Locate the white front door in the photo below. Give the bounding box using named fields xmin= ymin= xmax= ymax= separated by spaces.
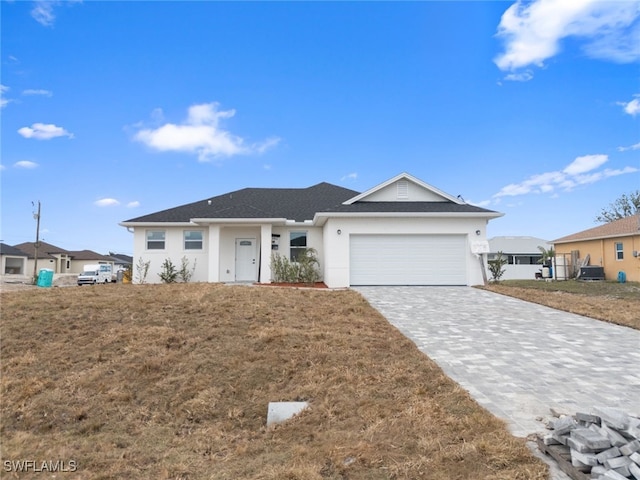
xmin=235 ymin=238 xmax=257 ymax=281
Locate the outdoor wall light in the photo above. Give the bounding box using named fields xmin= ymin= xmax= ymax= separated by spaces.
xmin=475 ymin=230 xmax=481 ymax=236
xmin=337 ymin=229 xmax=342 ymax=235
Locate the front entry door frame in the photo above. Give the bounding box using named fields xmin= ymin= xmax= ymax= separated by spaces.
xmin=235 ymin=238 xmax=258 ymax=282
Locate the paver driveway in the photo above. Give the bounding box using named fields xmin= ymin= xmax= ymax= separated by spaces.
xmin=356 ymin=286 xmax=640 ymax=438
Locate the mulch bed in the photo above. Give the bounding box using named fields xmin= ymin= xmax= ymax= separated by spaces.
xmin=255 ymin=282 xmax=329 ymax=288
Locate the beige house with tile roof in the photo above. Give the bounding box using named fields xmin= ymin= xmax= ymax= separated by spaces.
xmin=13 ymin=241 xmax=74 ymax=275
xmin=13 ymin=241 xmax=115 ymax=275
xmin=553 ymin=214 xmax=640 ymax=283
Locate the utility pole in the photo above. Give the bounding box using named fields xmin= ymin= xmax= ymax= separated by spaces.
xmin=32 ymin=201 xmax=41 ymax=284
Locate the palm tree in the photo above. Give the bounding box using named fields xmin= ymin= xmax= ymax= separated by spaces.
xmin=537 ymin=246 xmax=555 ymax=265
xmin=537 ymin=246 xmax=555 ymax=278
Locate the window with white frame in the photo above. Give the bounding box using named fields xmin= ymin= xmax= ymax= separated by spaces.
xmin=184 ymin=230 xmax=203 ymax=250
xmin=615 ymin=242 xmax=623 ymax=260
xmin=290 ymin=231 xmax=307 ymax=262
xmin=146 ymin=230 xmax=166 ymax=250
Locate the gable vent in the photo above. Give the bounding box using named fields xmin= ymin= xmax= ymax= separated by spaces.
xmin=397 ymin=181 xmax=409 ymax=199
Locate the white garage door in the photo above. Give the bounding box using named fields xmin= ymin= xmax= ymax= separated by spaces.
xmin=350 ymin=234 xmax=467 ymax=285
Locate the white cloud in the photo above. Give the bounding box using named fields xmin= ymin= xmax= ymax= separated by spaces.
xmin=95 ymin=198 xmax=120 ymax=207
xmin=23 ymin=89 xmax=52 ymax=97
xmin=495 ymin=171 xmax=566 ymax=197
xmin=14 ymin=160 xmax=38 ymax=169
xmin=18 ymin=123 xmax=74 ymax=140
xmin=31 ymin=1 xmax=56 ymax=26
xmin=493 ymin=154 xmax=638 ymax=198
xmin=495 ymin=0 xmax=640 ymax=75
xmin=617 ymin=141 xmax=640 ymax=152
xmin=562 ymin=154 xmax=608 ymax=175
xmin=574 ymin=166 xmax=638 ymax=186
xmin=30 ymin=1 xmax=82 ymax=27
xmin=470 ymin=199 xmax=492 ymax=207
xmin=341 ymin=172 xmax=358 ymax=181
xmin=133 ymin=102 xmax=280 ymax=161
xmin=503 ymin=71 xmax=533 ymax=82
xmin=254 ymin=137 xmax=281 ymax=154
xmin=1 ymin=84 xmax=12 ymax=109
xmin=126 ymin=201 xmax=140 ymax=208
xmin=618 ymin=95 xmax=640 ymax=116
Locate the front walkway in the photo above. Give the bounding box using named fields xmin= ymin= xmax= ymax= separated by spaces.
xmin=355 ymin=286 xmax=640 ymax=438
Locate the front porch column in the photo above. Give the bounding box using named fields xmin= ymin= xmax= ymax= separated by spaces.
xmin=208 ymin=225 xmax=221 ymax=283
xmin=260 ymin=224 xmax=272 ymax=284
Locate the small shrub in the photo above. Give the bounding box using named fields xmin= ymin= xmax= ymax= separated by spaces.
xmin=295 ymin=248 xmax=321 ymax=284
xmin=271 ymin=248 xmax=320 ymax=284
xmin=178 ymin=256 xmax=197 ymax=283
xmin=487 ymin=252 xmax=507 ymax=283
xmin=135 ymin=258 xmax=150 ymax=284
xmin=158 ymin=258 xmax=178 ymax=283
xmin=271 ymin=252 xmax=295 ymax=282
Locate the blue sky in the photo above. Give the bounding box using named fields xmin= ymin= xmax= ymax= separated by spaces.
xmin=1 ymin=0 xmax=639 ymax=256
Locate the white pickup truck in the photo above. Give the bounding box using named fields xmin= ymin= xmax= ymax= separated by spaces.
xmin=77 ymin=264 xmax=113 ymax=285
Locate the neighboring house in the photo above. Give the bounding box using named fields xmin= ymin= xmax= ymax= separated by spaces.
xmin=107 ymin=253 xmax=133 ymax=271
xmin=0 ymin=243 xmax=28 ymax=275
xmin=66 ymin=250 xmax=116 ymax=274
xmin=13 ymin=241 xmax=73 ymax=275
xmin=487 ymin=236 xmax=552 ymax=280
xmin=553 ymin=214 xmax=640 ymax=283
xmin=12 ymin=242 xmax=115 ymax=275
xmin=120 ymin=173 xmax=503 ymax=288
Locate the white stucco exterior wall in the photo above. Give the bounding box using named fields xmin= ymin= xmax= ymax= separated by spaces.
xmin=322 ymin=216 xmax=490 ymax=288
xmin=260 ymin=224 xmax=272 ymax=284
xmin=132 ymin=226 xmax=210 ymax=284
xmin=207 ymin=225 xmax=220 ymax=283
xmin=271 ymin=225 xmax=324 ymax=280
xmin=129 ymin=216 xmax=493 ymax=287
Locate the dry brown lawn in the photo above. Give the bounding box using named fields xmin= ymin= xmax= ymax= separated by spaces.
xmin=479 ymin=280 xmax=640 ymax=331
xmin=0 ymin=284 xmax=547 ymax=479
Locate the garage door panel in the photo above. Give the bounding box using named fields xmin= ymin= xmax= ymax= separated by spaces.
xmin=350 ymin=234 xmax=466 ymax=285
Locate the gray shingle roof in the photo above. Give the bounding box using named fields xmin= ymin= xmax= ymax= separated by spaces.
xmin=108 ymin=254 xmax=133 ymax=264
xmin=122 ymin=182 xmax=499 ymax=224
xmin=123 ymin=183 xmax=360 ymax=223
xmin=322 ymin=201 xmax=497 ymax=215
xmin=13 ymin=241 xmax=70 ymax=259
xmin=0 ymin=243 xmax=28 ymax=256
xmin=67 ymin=250 xmax=115 ymax=261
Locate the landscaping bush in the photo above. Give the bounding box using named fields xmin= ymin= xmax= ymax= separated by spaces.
xmin=158 ymin=258 xmax=178 ymax=283
xmin=178 ymin=256 xmax=196 ymax=283
xmin=135 ymin=257 xmax=150 ymax=284
xmin=487 ymin=251 xmax=507 ymax=282
xmin=271 ymin=248 xmax=320 ymax=284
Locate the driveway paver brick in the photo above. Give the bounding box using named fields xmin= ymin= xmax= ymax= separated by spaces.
xmin=356 ymin=286 xmax=640 ymax=480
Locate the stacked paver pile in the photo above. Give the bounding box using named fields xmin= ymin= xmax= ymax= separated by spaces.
xmin=543 ymin=407 xmax=640 ymax=480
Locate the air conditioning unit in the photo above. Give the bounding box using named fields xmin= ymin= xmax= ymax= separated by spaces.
xmin=578 ymin=266 xmax=605 ymax=281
